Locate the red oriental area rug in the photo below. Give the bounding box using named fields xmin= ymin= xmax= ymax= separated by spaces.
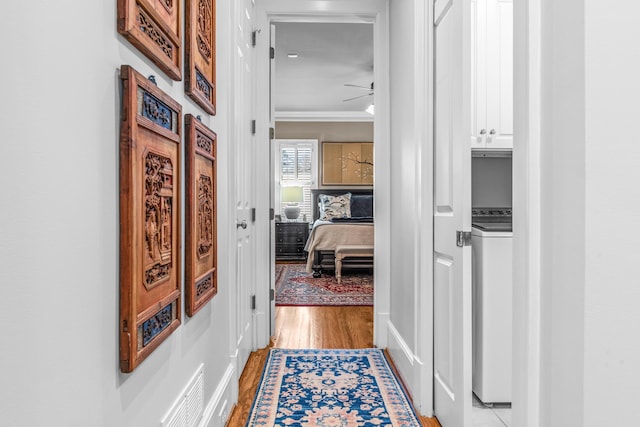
xmin=275 ymin=263 xmax=373 ymax=306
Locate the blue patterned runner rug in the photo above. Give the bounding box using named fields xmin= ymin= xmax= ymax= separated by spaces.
xmin=246 ymin=348 xmax=422 ymax=426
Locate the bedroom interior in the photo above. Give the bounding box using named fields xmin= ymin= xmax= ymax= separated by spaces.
xmin=273 ymin=129 xmax=375 ymax=308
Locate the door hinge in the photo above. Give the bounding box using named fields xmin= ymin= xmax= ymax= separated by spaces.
xmin=270 ymin=46 xmax=275 ymax=59
xmin=269 ymin=127 xmax=275 ymax=139
xmin=456 ymin=231 xmax=472 ymax=247
xmin=251 ymin=119 xmax=256 ymax=135
xmin=269 ymin=208 xmax=275 ymax=221
xmin=251 ymin=207 xmax=256 ymax=222
xmin=252 ymin=30 xmax=258 ymax=47
xmin=270 ymin=288 xmax=275 ymax=302
xmin=251 ymin=295 xmax=256 ymax=310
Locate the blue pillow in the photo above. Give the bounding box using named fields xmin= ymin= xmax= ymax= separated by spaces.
xmin=350 ymin=195 xmax=373 ymax=218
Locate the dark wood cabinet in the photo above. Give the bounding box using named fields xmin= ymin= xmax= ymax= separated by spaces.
xmin=275 ymin=222 xmax=309 ymax=261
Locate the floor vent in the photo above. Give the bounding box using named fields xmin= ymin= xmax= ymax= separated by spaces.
xmin=161 ymin=364 xmax=205 ymax=427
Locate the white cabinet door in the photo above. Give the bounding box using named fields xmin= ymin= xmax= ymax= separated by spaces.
xmin=471 ymin=0 xmax=513 ymax=150
xmin=485 ymin=0 xmax=513 ymax=149
xmin=433 ymin=0 xmax=473 ymax=425
xmin=470 ymin=0 xmax=488 ymax=150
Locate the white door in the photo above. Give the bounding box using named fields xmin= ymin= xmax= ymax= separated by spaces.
xmin=234 ymin=0 xmax=256 ymax=374
xmin=433 ymin=0 xmax=472 ymax=425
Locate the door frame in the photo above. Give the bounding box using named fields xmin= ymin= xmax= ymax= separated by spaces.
xmin=512 ymin=0 xmax=542 ymax=425
xmin=254 ymin=0 xmax=392 ymax=349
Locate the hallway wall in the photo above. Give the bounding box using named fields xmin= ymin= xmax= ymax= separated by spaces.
xmin=387 ymin=0 xmax=433 ymax=414
xmin=538 ymin=0 xmax=640 ymax=425
xmin=540 ymin=0 xmax=586 ymax=424
xmin=0 ymin=1 xmax=235 ymax=426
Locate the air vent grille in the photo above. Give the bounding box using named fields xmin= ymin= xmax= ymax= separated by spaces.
xmin=161 ymin=365 xmax=205 ymax=427
xmin=185 ymin=372 xmax=204 ymax=427
xmin=165 ymin=404 xmax=186 ymax=427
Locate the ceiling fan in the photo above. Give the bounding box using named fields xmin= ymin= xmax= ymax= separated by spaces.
xmin=343 ymin=82 xmax=374 ymax=102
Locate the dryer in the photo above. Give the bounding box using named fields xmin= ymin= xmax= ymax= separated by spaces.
xmin=472 ymin=208 xmax=513 ymax=404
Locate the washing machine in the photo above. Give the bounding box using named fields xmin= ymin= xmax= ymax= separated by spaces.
xmin=471 ymin=208 xmax=513 ymax=404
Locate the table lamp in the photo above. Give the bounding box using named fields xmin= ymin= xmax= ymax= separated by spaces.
xmin=281 ymin=186 xmax=303 ymax=220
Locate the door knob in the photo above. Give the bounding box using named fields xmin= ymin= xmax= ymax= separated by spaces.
xmin=237 ymin=220 xmax=248 ymax=229
xmin=489 ymin=129 xmax=496 ymax=135
xmin=479 ymin=129 xmax=487 ymax=135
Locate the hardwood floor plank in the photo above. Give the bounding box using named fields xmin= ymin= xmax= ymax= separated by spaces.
xmin=274 ymin=306 xmax=374 ymax=349
xmin=225 ymin=347 xmax=268 ymax=427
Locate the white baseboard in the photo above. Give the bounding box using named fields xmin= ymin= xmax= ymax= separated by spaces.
xmin=199 ymin=363 xmax=236 ymax=427
xmin=386 ymin=320 xmax=419 ymax=398
xmin=375 ymin=311 xmax=390 ymax=348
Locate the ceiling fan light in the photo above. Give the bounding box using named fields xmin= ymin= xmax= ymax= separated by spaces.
xmin=365 ymin=104 xmax=375 ymax=115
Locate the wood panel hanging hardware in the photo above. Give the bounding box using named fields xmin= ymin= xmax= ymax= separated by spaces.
xmin=185 ymin=0 xmax=216 ymax=114
xmin=118 ymin=0 xmax=182 ymax=81
xmin=185 ymin=114 xmax=218 ymax=316
xmin=119 ymin=65 xmax=182 ymax=373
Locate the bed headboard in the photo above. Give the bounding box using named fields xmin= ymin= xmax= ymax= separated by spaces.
xmin=311 ymin=189 xmax=374 ymax=222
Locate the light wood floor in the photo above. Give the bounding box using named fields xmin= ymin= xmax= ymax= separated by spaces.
xmin=226 ymin=303 xmax=441 ymax=426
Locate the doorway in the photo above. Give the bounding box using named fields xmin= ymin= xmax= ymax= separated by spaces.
xmin=254 ymin=0 xmax=392 ymax=353
xmin=269 ymin=21 xmax=377 ymax=347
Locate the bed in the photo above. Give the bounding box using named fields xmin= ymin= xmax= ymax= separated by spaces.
xmin=304 ymin=189 xmax=374 ymax=276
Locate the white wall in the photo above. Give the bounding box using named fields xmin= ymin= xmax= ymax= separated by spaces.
xmin=0 ymin=1 xmax=235 ymax=426
xmin=582 ymin=1 xmax=640 ymax=424
xmin=537 ymin=0 xmax=640 ymax=425
xmin=387 ymin=0 xmax=433 ymax=414
xmin=390 ymin=0 xmax=417 ymax=351
xmin=540 ymin=0 xmax=586 ymax=424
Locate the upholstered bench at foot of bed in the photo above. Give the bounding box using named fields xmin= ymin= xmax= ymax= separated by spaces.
xmin=335 ymin=244 xmax=374 ymax=284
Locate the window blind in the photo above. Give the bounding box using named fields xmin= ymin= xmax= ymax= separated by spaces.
xmin=277 ymin=141 xmax=317 ymax=222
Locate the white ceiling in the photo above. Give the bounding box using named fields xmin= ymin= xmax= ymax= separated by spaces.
xmin=273 ymin=22 xmax=374 ymax=119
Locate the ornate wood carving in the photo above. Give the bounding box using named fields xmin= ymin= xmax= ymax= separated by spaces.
xmin=197 ymin=174 xmax=214 ymax=258
xmin=118 ymin=0 xmax=182 ymax=81
xmin=119 ymin=65 xmax=182 ymax=373
xmin=185 ymin=114 xmax=217 ymax=316
xmin=186 ymin=0 xmax=216 ymax=114
xmin=144 ymin=152 xmax=174 ymax=288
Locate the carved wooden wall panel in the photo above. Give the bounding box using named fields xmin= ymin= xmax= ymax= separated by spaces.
xmin=118 ymin=0 xmax=182 ymax=81
xmin=185 ymin=114 xmax=217 ymax=316
xmin=119 ymin=65 xmax=182 ymax=372
xmin=185 ymin=0 xmax=216 ymax=114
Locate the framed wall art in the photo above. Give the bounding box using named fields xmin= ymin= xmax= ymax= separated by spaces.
xmin=185 ymin=0 xmax=216 ymax=114
xmin=321 ymin=142 xmax=374 ymax=186
xmin=119 ymin=65 xmax=182 ymax=373
xmin=118 ymin=0 xmax=182 ymax=81
xmin=185 ymin=114 xmax=218 ymax=316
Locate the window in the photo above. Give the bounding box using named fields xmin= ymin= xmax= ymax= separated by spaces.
xmin=275 ymin=139 xmax=318 ymax=222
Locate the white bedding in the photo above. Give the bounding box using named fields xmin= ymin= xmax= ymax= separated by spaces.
xmin=304 ymin=220 xmax=374 ymax=273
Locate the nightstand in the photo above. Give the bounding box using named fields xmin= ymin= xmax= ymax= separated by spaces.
xmin=275 ymin=222 xmax=309 ymax=261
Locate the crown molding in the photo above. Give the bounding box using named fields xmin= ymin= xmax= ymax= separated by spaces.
xmin=274 ymin=110 xmax=374 ymax=122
